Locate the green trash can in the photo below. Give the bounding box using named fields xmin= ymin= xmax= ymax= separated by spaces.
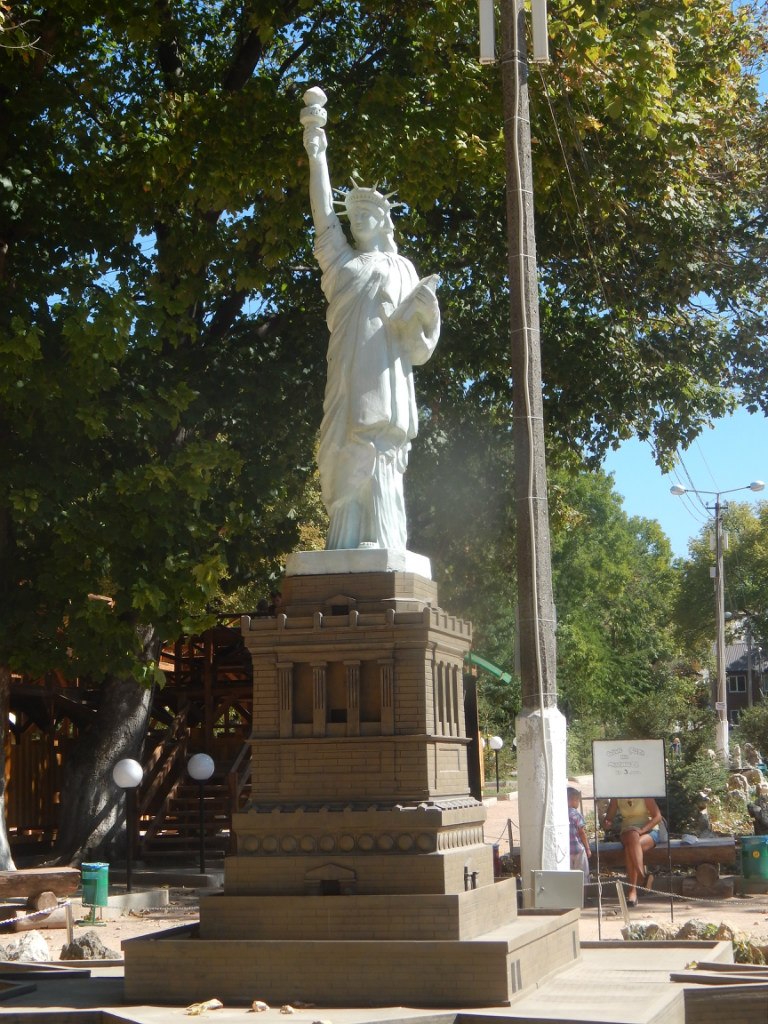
xmin=741 ymin=836 xmax=768 ymax=880
xmin=81 ymin=862 xmax=109 ymax=907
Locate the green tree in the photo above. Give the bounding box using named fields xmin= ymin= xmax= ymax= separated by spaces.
xmin=551 ymin=470 xmax=680 ymax=729
xmin=675 ymin=500 xmax=768 ymax=659
xmin=1 ymin=0 xmax=766 ymax=861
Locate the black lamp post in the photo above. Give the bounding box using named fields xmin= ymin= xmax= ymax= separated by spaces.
xmin=188 ymin=753 xmax=215 ymax=876
xmin=489 ymin=735 xmax=504 ymax=793
xmin=112 ymin=758 xmax=144 ymax=893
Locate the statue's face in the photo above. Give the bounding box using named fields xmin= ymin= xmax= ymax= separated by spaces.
xmin=348 ymin=202 xmax=386 ymax=247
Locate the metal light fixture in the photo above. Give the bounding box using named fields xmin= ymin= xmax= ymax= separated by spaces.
xmin=112 ymin=758 xmax=143 ymax=893
xmin=188 ymin=753 xmax=215 ymax=876
xmin=489 ymin=735 xmax=504 ymax=793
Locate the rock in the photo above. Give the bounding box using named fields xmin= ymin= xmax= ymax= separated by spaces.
xmin=725 ymin=789 xmax=748 ymax=809
xmin=675 ymin=918 xmax=712 ymax=940
xmin=60 ymin=930 xmax=119 ymax=960
xmin=3 ymin=930 xmax=50 ymax=962
xmin=714 ymin=923 xmax=736 ymax=940
xmin=727 ymin=773 xmax=749 ymax=793
xmin=251 ymin=1001 xmax=270 ymax=1012
xmin=280 ymin=1006 xmax=295 ymax=1015
xmin=745 ymin=768 xmax=763 ymax=786
xmin=186 ymin=998 xmax=224 ymax=1015
xmin=621 ymin=921 xmax=675 ymax=941
xmin=743 ymin=743 xmax=761 ymax=766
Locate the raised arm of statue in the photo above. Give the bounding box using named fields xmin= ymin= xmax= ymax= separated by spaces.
xmin=300 ymin=87 xmax=335 ymax=233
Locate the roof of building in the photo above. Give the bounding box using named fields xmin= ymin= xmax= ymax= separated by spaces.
xmin=725 ymin=641 xmax=768 ymax=674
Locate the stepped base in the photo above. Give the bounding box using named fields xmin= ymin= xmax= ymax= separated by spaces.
xmin=123 ymin=908 xmax=580 ymax=1007
xmin=200 ymin=878 xmax=517 ymax=940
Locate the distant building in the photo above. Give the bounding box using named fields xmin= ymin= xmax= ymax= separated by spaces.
xmin=724 ymin=642 xmax=768 ymax=725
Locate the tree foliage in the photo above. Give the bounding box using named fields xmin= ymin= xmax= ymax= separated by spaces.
xmin=0 ymin=0 xmax=765 ymax=682
xmin=551 ymin=470 xmax=680 ymax=723
xmin=674 ymin=500 xmax=768 ymax=657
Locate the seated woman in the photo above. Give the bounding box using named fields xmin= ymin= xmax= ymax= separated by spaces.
xmin=603 ymin=797 xmax=662 ymax=906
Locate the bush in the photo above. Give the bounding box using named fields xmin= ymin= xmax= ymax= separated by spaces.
xmin=666 ymin=752 xmax=727 ymax=833
xmin=733 ymin=703 xmax=768 ymax=761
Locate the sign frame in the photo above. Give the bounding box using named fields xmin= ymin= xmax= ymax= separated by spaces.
xmin=592 ymin=738 xmax=667 ymax=799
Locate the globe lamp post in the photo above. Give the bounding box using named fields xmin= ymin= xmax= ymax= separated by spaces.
xmin=112 ymin=758 xmax=143 ymax=893
xmin=188 ymin=753 xmax=215 ymax=876
xmin=489 ymin=735 xmax=504 ymax=793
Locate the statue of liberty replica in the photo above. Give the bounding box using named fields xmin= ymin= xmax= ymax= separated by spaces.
xmin=301 ymin=87 xmax=440 ymax=552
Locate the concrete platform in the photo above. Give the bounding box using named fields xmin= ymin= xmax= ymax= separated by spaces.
xmin=122 ymin=909 xmax=581 ymax=1006
xmin=0 ymin=939 xmax=739 ymax=1024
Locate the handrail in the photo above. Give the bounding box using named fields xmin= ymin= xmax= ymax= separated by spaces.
xmin=137 ymin=707 xmax=190 ymax=819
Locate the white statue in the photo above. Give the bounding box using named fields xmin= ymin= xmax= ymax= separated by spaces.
xmin=301 ymin=87 xmax=440 ymax=552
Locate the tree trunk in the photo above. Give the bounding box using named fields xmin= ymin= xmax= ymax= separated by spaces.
xmin=0 ymin=665 xmax=16 ymax=869
xmin=55 ymin=629 xmax=157 ymax=865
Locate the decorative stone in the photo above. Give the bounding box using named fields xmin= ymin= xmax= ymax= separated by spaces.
xmin=60 ymin=930 xmax=117 ymax=961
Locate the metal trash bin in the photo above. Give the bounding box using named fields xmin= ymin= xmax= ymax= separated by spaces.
xmin=81 ymin=862 xmax=109 ymax=907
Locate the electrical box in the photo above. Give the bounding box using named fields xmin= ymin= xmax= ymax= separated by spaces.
xmin=532 ymin=870 xmax=584 ymax=909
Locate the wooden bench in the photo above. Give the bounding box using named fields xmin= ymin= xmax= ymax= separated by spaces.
xmin=0 ymin=868 xmax=80 ymax=905
xmin=0 ymin=867 xmax=80 ymax=927
xmin=589 ymin=837 xmax=736 ymax=870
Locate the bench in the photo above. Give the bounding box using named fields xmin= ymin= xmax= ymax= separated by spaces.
xmin=589 ymin=837 xmax=736 ymax=871
xmin=590 ymin=837 xmax=737 ymax=899
xmin=0 ymin=868 xmax=81 ymax=932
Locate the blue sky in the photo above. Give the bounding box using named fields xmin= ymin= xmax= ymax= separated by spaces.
xmin=603 ymin=408 xmax=768 ymax=559
xmin=603 ymin=3 xmax=767 ymax=561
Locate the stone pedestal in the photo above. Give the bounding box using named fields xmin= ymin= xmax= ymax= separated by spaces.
xmin=124 ymin=561 xmax=580 ymax=1006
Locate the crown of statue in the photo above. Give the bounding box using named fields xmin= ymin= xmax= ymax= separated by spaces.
xmin=333 ymin=177 xmax=402 ymax=217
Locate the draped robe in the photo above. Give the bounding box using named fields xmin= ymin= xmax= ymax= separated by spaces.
xmin=315 ymin=219 xmax=439 ymax=551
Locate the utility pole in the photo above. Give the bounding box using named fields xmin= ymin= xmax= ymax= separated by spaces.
xmin=713 ymin=497 xmax=728 ymax=762
xmin=495 ymin=0 xmax=568 ymax=900
xmin=671 ymin=479 xmax=765 ymax=764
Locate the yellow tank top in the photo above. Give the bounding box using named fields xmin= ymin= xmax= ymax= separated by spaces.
xmin=617 ymin=798 xmax=650 ymax=831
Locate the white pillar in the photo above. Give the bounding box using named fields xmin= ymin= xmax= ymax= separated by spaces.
xmin=516 ymin=705 xmax=569 ymax=907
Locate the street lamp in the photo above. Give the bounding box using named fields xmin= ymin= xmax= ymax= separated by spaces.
xmin=489 ymin=735 xmax=504 ymax=793
xmin=112 ymin=758 xmax=143 ymax=893
xmin=188 ymin=753 xmax=215 ymax=876
xmin=671 ymin=480 xmax=765 ymax=762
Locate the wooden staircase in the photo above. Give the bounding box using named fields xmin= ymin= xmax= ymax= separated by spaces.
xmin=139 ymin=774 xmax=232 ymax=861
xmin=136 ymin=716 xmax=251 ymax=863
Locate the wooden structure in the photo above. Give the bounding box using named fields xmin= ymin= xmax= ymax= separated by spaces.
xmin=6 ymin=620 xmax=254 ymax=856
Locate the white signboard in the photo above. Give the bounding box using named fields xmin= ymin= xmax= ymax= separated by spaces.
xmin=592 ymin=739 xmax=666 ymax=798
